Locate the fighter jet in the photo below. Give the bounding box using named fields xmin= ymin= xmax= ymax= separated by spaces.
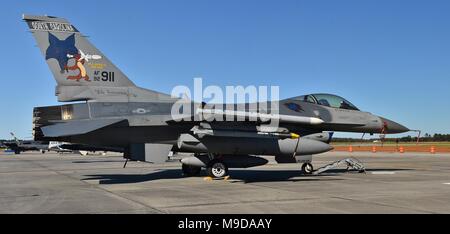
xmin=4 ymin=132 xmax=49 ymax=154
xmin=23 ymin=15 xmax=409 ymax=178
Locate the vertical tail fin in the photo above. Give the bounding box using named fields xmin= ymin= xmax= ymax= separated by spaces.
xmin=10 ymin=132 xmax=20 ymax=144
xmin=23 ymin=15 xmax=134 ymax=86
xmin=23 ymin=15 xmax=172 ymax=102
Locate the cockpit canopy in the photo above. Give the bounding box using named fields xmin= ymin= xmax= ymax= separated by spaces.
xmin=294 ymin=94 xmax=360 ymax=111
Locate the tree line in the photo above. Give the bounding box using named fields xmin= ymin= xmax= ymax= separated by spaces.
xmin=333 ymin=133 xmax=450 ymax=143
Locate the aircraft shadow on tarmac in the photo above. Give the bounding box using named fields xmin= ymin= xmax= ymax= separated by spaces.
xmin=82 ymin=167 xmax=414 ymax=185
xmin=82 ymin=169 xmax=352 ymax=184
xmin=72 ymin=160 xmax=126 ymax=164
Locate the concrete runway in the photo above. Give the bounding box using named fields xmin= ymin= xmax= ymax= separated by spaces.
xmin=0 ymin=151 xmax=449 ymax=213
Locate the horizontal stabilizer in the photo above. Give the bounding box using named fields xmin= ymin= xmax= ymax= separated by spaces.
xmin=42 ymin=118 xmax=127 ymax=137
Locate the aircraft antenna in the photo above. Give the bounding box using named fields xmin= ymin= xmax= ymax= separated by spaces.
xmin=359 ymin=133 xmax=366 ymax=147
xmin=409 ymin=130 xmax=421 ymax=145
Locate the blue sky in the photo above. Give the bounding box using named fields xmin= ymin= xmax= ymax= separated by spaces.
xmin=0 ymin=0 xmax=449 ymax=139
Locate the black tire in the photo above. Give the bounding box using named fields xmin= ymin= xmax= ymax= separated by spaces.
xmin=14 ymin=150 xmax=21 ymax=155
xmin=302 ymin=163 xmax=314 ymax=175
xmin=182 ymin=164 xmax=201 ymax=177
xmin=206 ymin=160 xmax=229 ymax=178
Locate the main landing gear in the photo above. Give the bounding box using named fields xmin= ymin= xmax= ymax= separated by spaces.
xmin=206 ymin=160 xmax=229 ymax=178
xmin=181 ymin=159 xmax=230 ymax=178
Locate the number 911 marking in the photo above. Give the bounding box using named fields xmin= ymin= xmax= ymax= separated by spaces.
xmin=94 ymin=71 xmax=115 ymax=82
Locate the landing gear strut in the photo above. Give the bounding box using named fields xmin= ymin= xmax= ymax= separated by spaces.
xmin=302 ymin=163 xmax=314 ymax=175
xmin=182 ymin=164 xmax=201 ymax=177
xmin=206 ymin=160 xmax=229 ymax=178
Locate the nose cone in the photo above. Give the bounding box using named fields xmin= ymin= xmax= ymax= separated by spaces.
xmin=379 ymin=117 xmax=409 ymax=134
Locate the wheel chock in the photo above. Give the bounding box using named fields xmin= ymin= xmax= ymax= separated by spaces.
xmin=203 ymin=176 xmax=214 ymax=181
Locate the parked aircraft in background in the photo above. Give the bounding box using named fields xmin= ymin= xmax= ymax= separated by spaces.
xmin=48 ymin=141 xmax=119 ymax=156
xmin=4 ymin=132 xmax=49 ymax=154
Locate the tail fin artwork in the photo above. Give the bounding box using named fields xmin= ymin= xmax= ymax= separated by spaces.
xmin=23 ymin=15 xmax=172 ymax=102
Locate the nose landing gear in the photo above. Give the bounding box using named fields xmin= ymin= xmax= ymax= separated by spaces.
xmin=301 ymin=163 xmax=314 ymax=175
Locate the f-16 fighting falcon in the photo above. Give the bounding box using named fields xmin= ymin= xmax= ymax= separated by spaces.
xmin=23 ymin=15 xmax=409 ymax=178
